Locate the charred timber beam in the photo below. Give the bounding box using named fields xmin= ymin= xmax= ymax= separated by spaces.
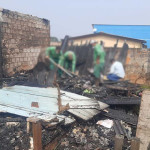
xmin=0 ymin=117 xmax=25 ymax=123
xmin=114 ymin=120 xmax=124 ymax=135
xmin=105 ymin=84 xmax=139 ymax=91
xmin=44 ymin=133 xmax=66 ymax=150
xmin=102 ymin=108 xmax=138 ymax=126
xmin=113 ymin=120 xmax=131 ymax=140
xmin=100 ymin=97 xmax=141 ymax=105
xmin=113 ymin=121 xmax=120 ymax=135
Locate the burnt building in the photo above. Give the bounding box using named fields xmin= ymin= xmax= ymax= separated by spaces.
xmin=0 ymin=8 xmax=50 ymax=77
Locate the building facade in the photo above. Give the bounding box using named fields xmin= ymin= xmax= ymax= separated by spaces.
xmin=68 ymin=32 xmax=146 ymax=48
xmin=93 ymin=24 xmax=150 ymax=48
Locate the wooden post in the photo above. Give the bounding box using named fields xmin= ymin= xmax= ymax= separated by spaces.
xmin=27 ymin=121 xmax=31 ymax=133
xmin=114 ymin=135 xmax=124 ymax=150
xmin=131 ymin=137 xmax=140 ymax=150
xmin=32 ymin=121 xmax=42 ymax=150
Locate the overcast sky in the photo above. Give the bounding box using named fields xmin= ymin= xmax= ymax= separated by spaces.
xmin=0 ymin=0 xmax=150 ymax=39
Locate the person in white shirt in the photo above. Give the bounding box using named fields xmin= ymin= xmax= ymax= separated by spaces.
xmin=107 ymin=59 xmax=125 ymax=81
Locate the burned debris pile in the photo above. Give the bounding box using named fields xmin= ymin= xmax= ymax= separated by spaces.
xmin=0 ymin=113 xmax=30 ymax=150
xmin=0 ymin=72 xmax=143 ymax=150
xmin=56 ymin=75 xmax=141 ymax=149
xmin=58 ymin=123 xmax=115 ymax=150
xmin=57 ymin=75 xmax=141 ymax=106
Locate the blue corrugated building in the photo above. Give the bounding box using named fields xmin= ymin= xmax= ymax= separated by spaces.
xmin=92 ymin=24 xmax=150 ymax=48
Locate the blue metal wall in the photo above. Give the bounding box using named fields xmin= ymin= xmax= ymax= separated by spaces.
xmin=93 ymin=25 xmax=150 ymax=48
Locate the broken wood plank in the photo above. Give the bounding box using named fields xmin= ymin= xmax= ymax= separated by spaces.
xmin=114 ymin=135 xmax=124 ymax=150
xmin=136 ymin=90 xmax=150 ymax=150
xmin=131 ymin=137 xmax=140 ymax=150
xmin=44 ymin=133 xmax=66 ymax=150
xmin=32 ymin=121 xmax=42 ymax=150
xmin=105 ymin=84 xmax=135 ymax=91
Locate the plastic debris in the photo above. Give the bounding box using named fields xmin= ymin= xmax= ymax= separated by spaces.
xmin=96 ymin=119 xmax=113 ymax=128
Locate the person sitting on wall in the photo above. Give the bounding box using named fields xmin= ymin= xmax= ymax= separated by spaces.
xmin=107 ymin=59 xmax=125 ymax=81
xmin=60 ymin=51 xmax=76 ymax=73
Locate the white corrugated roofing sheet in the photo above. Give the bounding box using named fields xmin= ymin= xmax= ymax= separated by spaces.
xmin=61 ymin=90 xmax=109 ymax=120
xmin=0 ymin=85 xmax=109 ymax=121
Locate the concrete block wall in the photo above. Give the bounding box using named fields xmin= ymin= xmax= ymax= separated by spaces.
xmin=0 ymin=8 xmax=50 ymax=77
xmin=125 ymin=49 xmax=150 ymax=84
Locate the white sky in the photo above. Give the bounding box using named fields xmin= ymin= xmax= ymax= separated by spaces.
xmin=0 ymin=0 xmax=150 ymax=39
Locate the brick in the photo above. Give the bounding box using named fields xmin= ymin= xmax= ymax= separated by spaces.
xmin=16 ymin=58 xmax=19 ymax=62
xmin=12 ymin=58 xmax=15 ymax=63
xmin=24 ymin=57 xmax=28 ymax=61
xmin=0 ymin=8 xmax=50 ymax=77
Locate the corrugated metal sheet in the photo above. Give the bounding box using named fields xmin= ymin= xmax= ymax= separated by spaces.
xmin=0 ymin=85 xmax=109 ymax=121
xmin=0 ymin=85 xmax=59 ymax=117
xmin=61 ymin=90 xmax=108 ymax=110
xmin=61 ymin=90 xmax=109 ymax=120
xmin=93 ymin=24 xmax=150 ymax=47
xmin=68 ymin=109 xmax=100 ymax=120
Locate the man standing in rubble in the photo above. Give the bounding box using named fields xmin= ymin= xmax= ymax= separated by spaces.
xmin=90 ymin=40 xmax=106 ymax=86
xmin=60 ymin=51 xmax=76 ymax=73
xmin=45 ymin=46 xmax=62 ymax=70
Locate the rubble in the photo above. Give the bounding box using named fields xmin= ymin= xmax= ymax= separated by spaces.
xmin=57 ymin=123 xmax=115 ymax=150
xmin=96 ymin=119 xmax=113 ymax=128
xmin=0 ymin=72 xmax=143 ymax=149
xmin=0 ymin=114 xmax=30 ymax=150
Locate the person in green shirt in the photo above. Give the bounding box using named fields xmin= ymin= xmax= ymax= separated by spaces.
xmin=90 ymin=40 xmax=106 ymax=86
xmin=45 ymin=46 xmax=62 ymax=70
xmin=60 ymin=51 xmax=76 ymax=73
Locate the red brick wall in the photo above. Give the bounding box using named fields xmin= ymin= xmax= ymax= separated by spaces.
xmin=0 ymin=8 xmax=50 ymax=77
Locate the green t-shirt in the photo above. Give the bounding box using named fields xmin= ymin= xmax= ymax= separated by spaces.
xmin=93 ymin=44 xmax=106 ymax=64
xmin=60 ymin=51 xmax=76 ymax=72
xmin=46 ymin=46 xmax=62 ymax=63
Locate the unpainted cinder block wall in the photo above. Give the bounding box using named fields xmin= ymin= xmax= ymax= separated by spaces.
xmin=125 ymin=49 xmax=150 ymax=84
xmin=0 ymin=8 xmax=50 ymax=77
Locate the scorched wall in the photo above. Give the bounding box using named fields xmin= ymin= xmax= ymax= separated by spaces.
xmin=0 ymin=8 xmax=50 ymax=77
